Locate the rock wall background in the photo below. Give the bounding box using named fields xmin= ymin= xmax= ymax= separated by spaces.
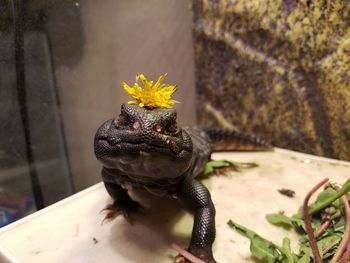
xmin=193 ymin=0 xmax=350 ymax=161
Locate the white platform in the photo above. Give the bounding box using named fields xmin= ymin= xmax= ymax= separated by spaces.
xmin=1 ymin=148 xmax=350 ymax=263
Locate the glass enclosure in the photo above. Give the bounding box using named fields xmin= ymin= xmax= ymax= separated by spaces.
xmin=0 ymin=0 xmax=196 ymax=226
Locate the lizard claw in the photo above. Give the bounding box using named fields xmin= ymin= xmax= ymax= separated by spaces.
xmin=100 ymin=199 xmax=142 ymax=225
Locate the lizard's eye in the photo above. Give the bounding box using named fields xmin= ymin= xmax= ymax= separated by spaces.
xmin=166 ymin=122 xmax=177 ymax=133
xmin=132 ymin=121 xmax=140 ymax=130
xmin=154 ymin=124 xmax=163 ymax=133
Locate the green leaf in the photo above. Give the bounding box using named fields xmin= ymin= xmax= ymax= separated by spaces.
xmin=266 ymin=213 xmax=306 ymax=232
xmin=333 ymin=217 xmax=345 ymax=232
xmin=289 ymin=215 xmax=307 ymax=231
xmin=315 ymin=188 xmax=342 ymax=209
xmin=202 ymin=159 xmax=259 ymax=176
xmin=316 ymin=188 xmax=337 ymax=202
xmin=203 ymin=160 xmax=229 ymax=175
xmin=282 ymin=238 xmax=294 ymax=263
xmin=227 ymin=220 xmax=283 ymax=262
xmin=250 ymin=236 xmax=282 ymax=262
xmin=296 ymin=248 xmax=312 ymax=263
xmin=266 ymin=214 xmax=293 ymax=228
xmin=307 ymin=178 xmax=350 ymax=216
xmin=203 ymin=164 xmax=213 ymax=175
xmin=317 ymin=234 xmax=342 ymax=258
xmin=207 ymin=160 xmax=231 ymax=168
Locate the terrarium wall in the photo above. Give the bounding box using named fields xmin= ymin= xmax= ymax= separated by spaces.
xmin=55 ymin=0 xmax=196 ymax=190
xmin=193 ymin=0 xmax=350 ymax=161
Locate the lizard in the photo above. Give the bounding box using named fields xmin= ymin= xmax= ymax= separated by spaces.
xmin=94 ymin=102 xmax=272 ymax=263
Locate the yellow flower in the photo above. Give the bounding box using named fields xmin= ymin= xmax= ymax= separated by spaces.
xmin=122 ymin=73 xmax=179 ymax=109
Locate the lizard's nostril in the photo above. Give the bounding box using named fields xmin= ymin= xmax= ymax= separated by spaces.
xmin=116 ymin=115 xmax=128 ymax=127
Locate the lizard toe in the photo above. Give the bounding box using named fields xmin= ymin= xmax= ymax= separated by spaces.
xmin=100 ymin=199 xmax=142 ymax=225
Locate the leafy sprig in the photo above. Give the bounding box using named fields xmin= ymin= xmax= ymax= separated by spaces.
xmin=228 ymin=178 xmax=350 ymax=262
xmin=202 ymin=160 xmax=258 ymax=176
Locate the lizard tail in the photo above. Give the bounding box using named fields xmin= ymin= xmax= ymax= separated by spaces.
xmin=205 ymin=127 xmax=273 ymax=152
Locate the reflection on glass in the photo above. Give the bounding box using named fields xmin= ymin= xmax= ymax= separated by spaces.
xmin=0 ymin=0 xmax=76 ymax=226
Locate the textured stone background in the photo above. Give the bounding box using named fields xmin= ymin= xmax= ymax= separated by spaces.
xmin=193 ymin=0 xmax=350 ymax=161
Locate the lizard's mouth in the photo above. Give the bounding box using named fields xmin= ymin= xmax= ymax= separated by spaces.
xmin=94 ymin=117 xmax=193 ymax=167
xmin=95 ymin=135 xmax=192 ymax=179
xmin=95 ymin=135 xmax=189 ymax=157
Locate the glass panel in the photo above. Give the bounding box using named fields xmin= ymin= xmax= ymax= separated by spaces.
xmin=0 ymin=0 xmax=196 ymax=227
xmin=0 ymin=0 xmax=74 ymax=226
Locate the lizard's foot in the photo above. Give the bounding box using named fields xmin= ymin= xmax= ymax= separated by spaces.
xmin=174 ymin=255 xmax=216 ymax=263
xmin=173 ymin=247 xmax=216 ymax=263
xmin=100 ymin=199 xmax=141 ymax=225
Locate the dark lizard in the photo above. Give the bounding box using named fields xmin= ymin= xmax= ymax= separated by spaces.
xmin=94 ymin=103 xmax=272 ymax=263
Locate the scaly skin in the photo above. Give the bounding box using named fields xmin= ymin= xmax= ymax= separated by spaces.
xmin=94 ymin=103 xmax=272 ymax=262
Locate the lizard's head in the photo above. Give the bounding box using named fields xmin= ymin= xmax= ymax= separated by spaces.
xmin=94 ymin=103 xmax=193 ymax=179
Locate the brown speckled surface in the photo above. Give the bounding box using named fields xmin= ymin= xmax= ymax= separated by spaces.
xmin=193 ymin=0 xmax=350 ymax=160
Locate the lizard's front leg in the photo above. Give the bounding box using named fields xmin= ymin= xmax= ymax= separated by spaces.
xmin=101 ymin=168 xmax=141 ymax=224
xmin=176 ymin=177 xmax=216 ymax=263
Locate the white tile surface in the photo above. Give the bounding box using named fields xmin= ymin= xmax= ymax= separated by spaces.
xmin=1 ymin=148 xmax=350 ymax=262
